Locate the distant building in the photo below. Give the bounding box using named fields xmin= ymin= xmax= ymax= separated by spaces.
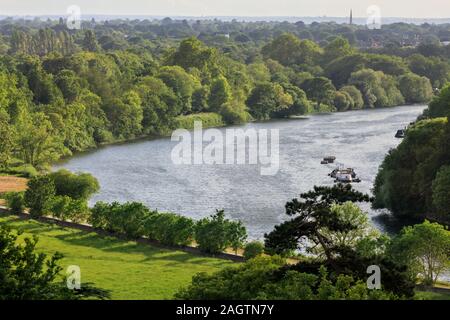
xmin=349 ymin=9 xmax=353 ymax=25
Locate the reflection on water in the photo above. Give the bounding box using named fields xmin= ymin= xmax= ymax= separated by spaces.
xmin=55 ymin=105 xmax=427 ymax=239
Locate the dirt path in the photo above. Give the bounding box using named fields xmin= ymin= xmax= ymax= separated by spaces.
xmin=0 ymin=176 xmax=28 ymax=194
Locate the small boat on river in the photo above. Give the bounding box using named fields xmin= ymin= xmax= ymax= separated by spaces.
xmin=321 ymin=156 xmax=336 ymax=164
xmin=329 ymin=167 xmax=361 ymax=183
xmin=395 ymin=129 xmax=406 ymax=138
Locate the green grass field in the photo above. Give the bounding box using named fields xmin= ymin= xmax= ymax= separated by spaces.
xmin=0 ymin=214 xmax=235 ymax=300
xmin=415 ymin=290 xmax=450 ymax=300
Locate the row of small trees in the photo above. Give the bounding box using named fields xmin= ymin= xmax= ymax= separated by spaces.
xmin=4 ymin=170 xmax=99 ymax=223
xmin=3 ymin=171 xmax=249 ymax=255
xmin=90 ymin=202 xmax=248 ymax=254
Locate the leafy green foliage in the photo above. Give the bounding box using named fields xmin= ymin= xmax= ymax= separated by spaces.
xmin=373 ymin=117 xmax=449 ymax=221
xmin=195 ymin=210 xmax=247 ymax=254
xmin=90 ymin=202 xmax=151 ymax=238
xmin=388 ymin=221 xmax=450 ymax=285
xmin=144 ymin=212 xmax=195 ymax=246
xmin=49 ymin=169 xmax=99 ymax=200
xmin=1 ymin=23 xmax=444 ymax=173
xmin=50 ymin=196 xmax=89 ymax=223
xmin=432 ymin=166 xmax=450 ymax=218
xmin=175 ymin=256 xmax=398 ymax=300
xmin=4 ymin=192 xmax=25 ymax=214
xmin=264 ymin=184 xmax=371 ymax=257
xmin=246 ymin=82 xmax=293 ymax=120
xmin=398 ymin=73 xmax=433 ymax=104
xmin=243 ymin=241 xmax=265 ymax=260
xmin=24 ymin=175 xmax=56 ymax=218
xmin=0 ymin=225 xmax=109 ymax=300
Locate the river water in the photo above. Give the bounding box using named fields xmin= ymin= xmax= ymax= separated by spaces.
xmin=55 ymin=105 xmax=427 ymax=239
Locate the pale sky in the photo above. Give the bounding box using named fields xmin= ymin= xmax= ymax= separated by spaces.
xmin=0 ymin=0 xmax=449 ymax=18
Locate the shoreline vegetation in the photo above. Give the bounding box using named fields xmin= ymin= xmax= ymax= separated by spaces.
xmin=1 ymin=18 xmax=446 ymax=178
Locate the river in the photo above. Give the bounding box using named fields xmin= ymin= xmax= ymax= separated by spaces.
xmin=55 ymin=105 xmax=427 ymax=239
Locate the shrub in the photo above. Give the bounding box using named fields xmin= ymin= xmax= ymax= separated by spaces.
xmin=144 ymin=212 xmax=195 ymax=246
xmin=24 ymin=175 xmax=56 ymax=218
xmin=50 ymin=196 xmax=89 ymax=223
xmin=195 ymin=210 xmax=247 ymax=254
xmin=48 ymin=169 xmax=100 ymax=200
xmin=89 ymin=201 xmax=111 ymax=230
xmin=244 ymin=241 xmax=265 ymax=260
xmin=4 ymin=192 xmax=25 ymax=214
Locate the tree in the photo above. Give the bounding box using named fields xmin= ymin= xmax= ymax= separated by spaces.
xmin=208 ymin=76 xmax=232 ymax=112
xmin=0 ymin=226 xmax=109 ymax=300
xmin=349 ymin=68 xmax=404 ymax=108
xmin=432 ymin=165 xmax=450 ymax=219
xmin=135 ymin=76 xmax=179 ymax=134
xmin=15 ymin=112 xmax=66 ymax=169
xmin=55 ymin=69 xmax=82 ymax=102
xmin=273 ymin=84 xmax=312 ymax=117
xmin=373 ymin=117 xmax=448 ymax=220
xmin=262 ymin=33 xmax=302 ymax=66
xmin=262 ymin=34 xmax=322 ymax=67
xmin=4 ymin=192 xmax=25 ymax=214
xmin=323 ymin=37 xmax=354 ymax=64
xmin=104 ymin=91 xmax=143 ymax=139
xmin=144 ymin=212 xmax=195 ymax=246
xmin=195 ymin=210 xmax=247 ymax=254
xmin=244 ymin=241 xmax=265 ymax=260
xmin=0 ymin=110 xmax=15 ymax=170
xmin=318 ymin=202 xmax=382 ymax=253
xmin=82 ymin=30 xmax=100 ymax=52
xmin=246 ymin=82 xmax=293 ymax=120
xmin=301 ymin=77 xmax=336 ymax=109
xmin=166 ymin=37 xmax=219 ymax=78
xmin=50 ymin=196 xmax=89 ymax=223
xmin=90 ymin=202 xmax=151 ymax=238
xmin=389 ymin=221 xmax=450 ymax=285
xmin=175 ymin=256 xmax=397 ymax=300
xmin=264 ymin=184 xmax=371 ymax=259
xmin=158 ymin=66 xmax=199 ymax=114
xmin=325 ymin=53 xmax=368 ymax=88
xmin=407 ymin=54 xmax=450 ymax=88
xmin=334 ymin=91 xmax=353 ymax=112
xmin=48 ymin=169 xmax=99 ymax=201
xmin=24 ymin=175 xmax=56 ymax=218
xmin=398 ymin=73 xmax=433 ymax=104
xmin=425 ymin=84 xmax=450 ymax=118
xmin=340 ymin=85 xmax=364 ymax=110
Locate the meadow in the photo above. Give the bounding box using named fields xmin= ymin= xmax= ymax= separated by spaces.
xmin=0 ymin=213 xmax=235 ymax=299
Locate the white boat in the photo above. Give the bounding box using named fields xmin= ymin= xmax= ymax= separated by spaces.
xmin=329 ymin=166 xmax=361 ymax=183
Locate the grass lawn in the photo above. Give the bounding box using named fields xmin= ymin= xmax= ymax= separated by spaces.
xmin=415 ymin=290 xmax=450 ymax=300
xmin=0 ymin=213 xmax=235 ymax=300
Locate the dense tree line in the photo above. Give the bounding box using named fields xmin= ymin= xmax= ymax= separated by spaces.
xmin=0 ymin=18 xmax=447 ymax=175
xmin=374 ymin=85 xmax=450 ymax=224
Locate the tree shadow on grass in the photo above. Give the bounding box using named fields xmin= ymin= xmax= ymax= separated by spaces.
xmin=0 ymin=217 xmax=57 ymax=235
xmin=52 ymin=228 xmax=225 ymax=266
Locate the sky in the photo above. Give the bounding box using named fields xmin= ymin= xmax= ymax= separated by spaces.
xmin=0 ymin=0 xmax=449 ymax=18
